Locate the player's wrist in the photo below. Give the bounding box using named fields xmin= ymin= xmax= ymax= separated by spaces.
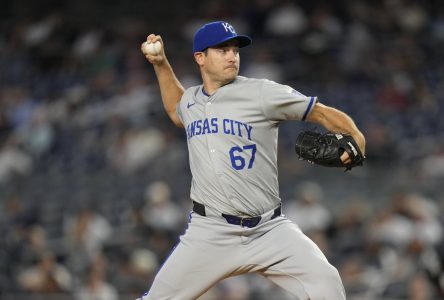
xmin=152 ymin=57 xmax=171 ymax=70
xmin=352 ymin=132 xmax=366 ymax=155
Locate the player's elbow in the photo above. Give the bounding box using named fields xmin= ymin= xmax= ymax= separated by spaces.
xmin=168 ymin=111 xmax=184 ymax=128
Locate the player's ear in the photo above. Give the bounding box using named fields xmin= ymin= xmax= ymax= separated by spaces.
xmin=194 ymin=52 xmax=205 ymax=67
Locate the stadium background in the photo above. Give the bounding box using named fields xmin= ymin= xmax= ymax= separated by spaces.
xmin=0 ymin=0 xmax=443 ymax=299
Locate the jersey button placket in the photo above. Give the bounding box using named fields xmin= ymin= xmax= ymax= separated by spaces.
xmin=206 ymin=102 xmax=211 ymax=116
xmin=205 ymin=103 xmax=212 ymax=146
xmin=205 ymin=102 xmax=219 ymax=174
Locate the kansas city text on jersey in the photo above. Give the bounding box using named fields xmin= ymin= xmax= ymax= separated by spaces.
xmin=186 ymin=117 xmax=253 ymax=141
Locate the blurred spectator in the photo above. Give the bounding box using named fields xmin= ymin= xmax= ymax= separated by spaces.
xmin=75 ymin=255 xmax=118 ymax=300
xmin=64 ymin=206 xmax=112 ymax=269
xmin=0 ymin=136 xmax=33 ymax=182
xmin=339 ymin=256 xmax=374 ymax=298
xmin=407 ymin=271 xmax=433 ymax=300
xmin=17 ymin=105 xmax=55 ymax=158
xmin=370 ymin=191 xmax=442 ymax=249
xmin=107 ymin=127 xmax=165 ymax=173
xmin=142 ymin=181 xmax=184 ymax=234
xmin=333 ymin=199 xmax=371 ymax=256
xmin=16 ymin=251 xmax=72 ymax=293
xmin=3 ymin=87 xmax=37 ymax=129
xmin=264 ymin=0 xmax=307 ymax=36
xmin=340 ymin=20 xmax=375 ymax=76
xmin=383 ymin=270 xmax=435 ymax=300
xmin=130 ymin=248 xmax=158 ymax=279
xmin=299 ymin=5 xmax=342 ymax=57
xmin=19 ymin=225 xmax=49 ymax=266
xmin=112 ymin=248 xmax=159 ymax=294
xmin=243 ymin=47 xmax=283 ymax=82
xmin=21 ymin=13 xmax=60 ymax=48
xmin=285 ymin=181 xmax=332 ymax=234
xmin=392 ymin=2 xmax=429 ymax=34
xmin=420 ymin=145 xmax=444 ymax=178
xmin=363 ymin=122 xmax=397 ymax=163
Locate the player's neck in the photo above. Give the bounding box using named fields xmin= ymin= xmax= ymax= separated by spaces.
xmin=202 ymin=77 xmax=235 ymax=96
xmin=202 ymin=83 xmax=219 ymax=96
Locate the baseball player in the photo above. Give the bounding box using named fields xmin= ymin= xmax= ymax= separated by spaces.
xmin=139 ymin=21 xmax=366 ymax=300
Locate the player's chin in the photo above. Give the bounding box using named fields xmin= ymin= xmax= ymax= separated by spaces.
xmin=224 ymin=68 xmax=239 ymax=80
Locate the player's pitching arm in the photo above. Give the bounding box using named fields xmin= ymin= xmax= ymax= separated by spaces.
xmin=141 ymin=34 xmax=184 ymax=128
xmin=306 ymin=102 xmax=366 ymax=163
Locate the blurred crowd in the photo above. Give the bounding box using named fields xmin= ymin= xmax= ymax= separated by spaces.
xmin=1 ymin=0 xmax=444 ymax=299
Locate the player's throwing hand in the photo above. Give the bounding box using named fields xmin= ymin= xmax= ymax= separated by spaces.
xmin=141 ymin=34 xmax=165 ymax=65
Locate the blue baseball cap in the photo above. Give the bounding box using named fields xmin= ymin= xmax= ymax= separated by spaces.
xmin=193 ymin=21 xmax=252 ymax=53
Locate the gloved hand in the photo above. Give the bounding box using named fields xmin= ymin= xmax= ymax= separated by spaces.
xmin=295 ymin=131 xmax=365 ymax=171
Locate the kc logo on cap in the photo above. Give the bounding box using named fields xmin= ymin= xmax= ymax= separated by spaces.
xmin=221 ymin=22 xmax=236 ymax=34
xmin=193 ymin=21 xmax=252 ymax=53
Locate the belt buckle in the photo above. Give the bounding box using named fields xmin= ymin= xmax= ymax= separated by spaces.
xmin=240 ymin=216 xmax=261 ymax=228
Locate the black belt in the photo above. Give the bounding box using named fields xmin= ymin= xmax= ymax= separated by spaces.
xmin=192 ymin=201 xmax=281 ymax=228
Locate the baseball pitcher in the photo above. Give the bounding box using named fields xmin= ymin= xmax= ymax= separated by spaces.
xmin=139 ymin=21 xmax=366 ymax=300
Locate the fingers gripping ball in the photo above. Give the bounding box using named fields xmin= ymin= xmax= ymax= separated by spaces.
xmin=142 ymin=41 xmax=162 ymax=55
xmin=295 ymin=131 xmax=365 ymax=171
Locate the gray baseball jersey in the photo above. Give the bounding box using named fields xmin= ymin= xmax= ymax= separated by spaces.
xmin=143 ymin=76 xmax=346 ymax=300
xmin=177 ymin=76 xmax=316 ymax=216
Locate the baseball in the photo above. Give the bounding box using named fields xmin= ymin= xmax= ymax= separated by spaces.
xmin=143 ymin=41 xmax=162 ymax=55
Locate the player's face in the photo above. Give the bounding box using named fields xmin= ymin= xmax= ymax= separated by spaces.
xmin=198 ymin=40 xmax=240 ymax=85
